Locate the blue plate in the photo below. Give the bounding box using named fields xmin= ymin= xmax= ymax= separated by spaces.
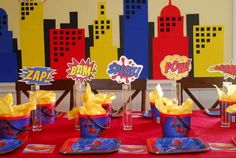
xmin=0 ymin=139 xmax=23 ymax=154
xmin=60 ymin=137 xmax=120 ymax=154
xmin=146 ymin=137 xmax=209 ymax=154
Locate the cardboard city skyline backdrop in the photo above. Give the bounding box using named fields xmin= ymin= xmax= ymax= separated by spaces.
xmin=0 ymin=0 xmax=232 ymax=82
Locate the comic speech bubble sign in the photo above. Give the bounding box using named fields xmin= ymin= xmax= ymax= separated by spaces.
xmin=19 ymin=67 xmax=56 ymax=85
xmin=160 ymin=55 xmax=192 ymax=80
xmin=208 ymin=64 xmax=236 ymax=80
xmin=66 ymin=58 xmax=97 ymax=83
xmin=107 ymin=56 xmax=143 ymax=84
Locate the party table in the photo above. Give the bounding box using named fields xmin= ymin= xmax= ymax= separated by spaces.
xmin=3 ymin=110 xmax=236 ymax=158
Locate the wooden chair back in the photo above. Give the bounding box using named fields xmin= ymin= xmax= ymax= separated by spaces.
xmin=88 ymin=79 xmax=147 ymax=112
xmin=15 ymin=80 xmax=75 ymax=110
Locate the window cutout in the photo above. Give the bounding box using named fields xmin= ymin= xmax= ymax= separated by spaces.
xmin=207 ymin=39 xmax=210 ymax=42
xmin=196 ymin=50 xmax=200 ymax=54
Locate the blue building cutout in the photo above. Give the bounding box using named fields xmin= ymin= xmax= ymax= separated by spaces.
xmin=0 ymin=8 xmax=18 ymax=82
xmin=123 ymin=0 xmax=149 ymax=79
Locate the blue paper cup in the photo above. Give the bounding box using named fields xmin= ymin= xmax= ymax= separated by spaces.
xmin=102 ymin=103 xmax=111 ymax=128
xmin=0 ymin=115 xmax=30 ymax=139
xmin=37 ymin=102 xmax=55 ymax=124
xmin=161 ymin=113 xmax=191 ymax=137
xmin=79 ymin=113 xmax=109 ymax=138
xmin=150 ymin=102 xmax=160 ymax=124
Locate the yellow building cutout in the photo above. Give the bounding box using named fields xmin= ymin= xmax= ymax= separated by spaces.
xmin=20 ymin=0 xmax=45 ymax=67
xmin=90 ymin=2 xmax=118 ymax=79
xmin=193 ymin=25 xmax=224 ymax=77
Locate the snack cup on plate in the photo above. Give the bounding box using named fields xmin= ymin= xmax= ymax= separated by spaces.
xmin=160 ymin=113 xmax=191 ymax=137
xmin=0 ymin=114 xmax=30 ymax=139
xmin=79 ymin=113 xmax=109 ymax=138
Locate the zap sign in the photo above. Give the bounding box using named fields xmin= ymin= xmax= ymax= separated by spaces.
xmin=208 ymin=64 xmax=236 ymax=79
xmin=107 ymin=56 xmax=143 ymax=84
xmin=160 ymin=55 xmax=192 ymax=80
xmin=19 ymin=67 xmax=56 ymax=85
xmin=66 ymin=58 xmax=97 ymax=83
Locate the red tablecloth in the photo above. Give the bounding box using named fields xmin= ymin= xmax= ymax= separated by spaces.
xmin=3 ymin=110 xmax=236 ymax=158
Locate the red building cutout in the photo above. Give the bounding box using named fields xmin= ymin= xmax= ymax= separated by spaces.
xmin=153 ymin=0 xmax=189 ymax=79
xmin=49 ymin=29 xmax=85 ymax=79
